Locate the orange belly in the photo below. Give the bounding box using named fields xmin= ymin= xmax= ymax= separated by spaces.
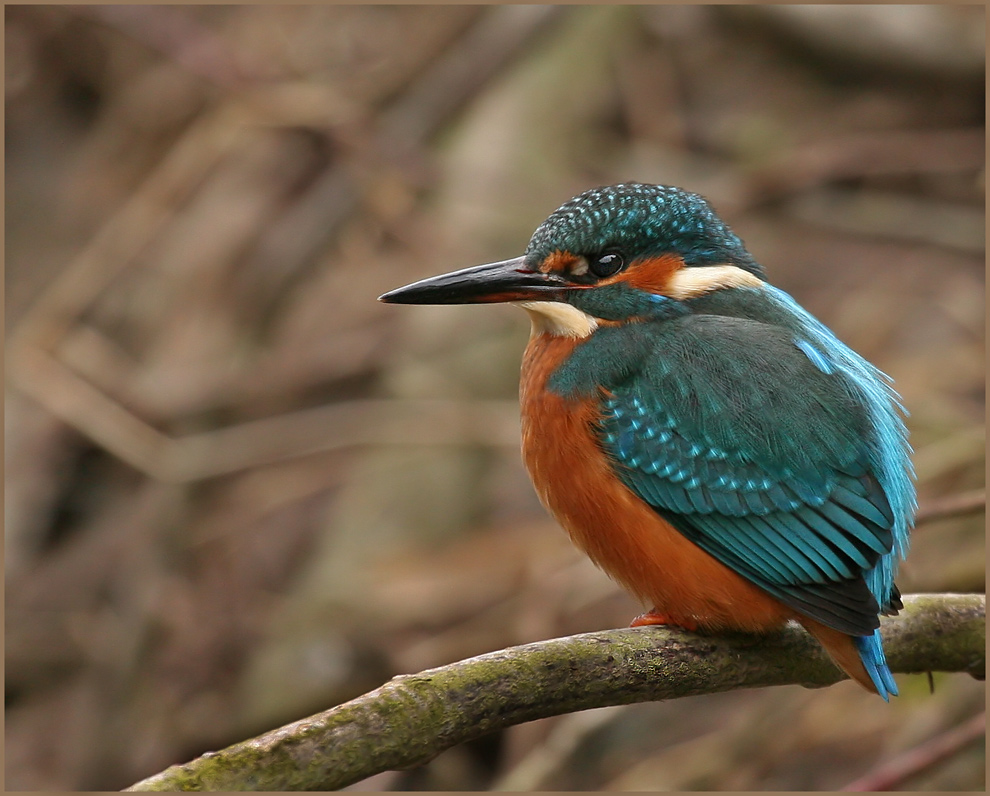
xmin=520 ymin=332 xmax=795 ymax=633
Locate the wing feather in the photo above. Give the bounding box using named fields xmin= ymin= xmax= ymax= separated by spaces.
xmin=598 ymin=314 xmax=897 ymax=635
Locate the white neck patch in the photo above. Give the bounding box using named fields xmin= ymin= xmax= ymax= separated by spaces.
xmin=666 ymin=264 xmax=763 ymax=299
xmin=516 ymin=301 xmax=598 ymax=339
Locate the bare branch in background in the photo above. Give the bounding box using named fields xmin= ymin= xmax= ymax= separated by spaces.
xmin=745 ymin=129 xmax=985 ymax=206
xmin=78 ymin=5 xmax=264 ymax=89
xmin=914 ymin=488 xmax=985 ymax=527
xmin=841 ymin=710 xmax=985 ymax=791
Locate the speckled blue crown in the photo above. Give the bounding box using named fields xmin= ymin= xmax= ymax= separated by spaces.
xmin=524 ymin=183 xmax=763 ymax=276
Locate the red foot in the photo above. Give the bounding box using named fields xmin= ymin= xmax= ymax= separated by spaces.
xmin=630 ymin=610 xmax=698 ymax=632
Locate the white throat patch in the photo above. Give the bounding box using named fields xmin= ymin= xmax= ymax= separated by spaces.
xmin=516 ymin=301 xmax=598 ymax=339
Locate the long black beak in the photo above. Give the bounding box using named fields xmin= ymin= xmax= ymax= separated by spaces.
xmin=379 ymin=256 xmax=568 ymax=305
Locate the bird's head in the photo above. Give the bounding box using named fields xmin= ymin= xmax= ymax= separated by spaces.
xmin=380 ymin=184 xmax=766 ymax=336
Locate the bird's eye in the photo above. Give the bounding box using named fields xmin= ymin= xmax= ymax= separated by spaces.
xmin=589 ymin=252 xmax=624 ymax=278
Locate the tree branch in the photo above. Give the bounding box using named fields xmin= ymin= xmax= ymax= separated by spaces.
xmin=127 ymin=593 xmax=984 ymax=792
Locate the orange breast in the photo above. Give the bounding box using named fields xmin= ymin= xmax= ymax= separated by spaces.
xmin=519 ymin=332 xmax=795 ymax=633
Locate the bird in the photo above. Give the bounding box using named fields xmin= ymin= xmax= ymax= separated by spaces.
xmin=379 ymin=183 xmax=914 ymax=699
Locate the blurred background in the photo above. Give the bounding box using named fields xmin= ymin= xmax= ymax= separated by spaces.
xmin=5 ymin=5 xmax=985 ymax=791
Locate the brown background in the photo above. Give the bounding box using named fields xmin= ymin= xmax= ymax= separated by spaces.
xmin=5 ymin=5 xmax=985 ymax=790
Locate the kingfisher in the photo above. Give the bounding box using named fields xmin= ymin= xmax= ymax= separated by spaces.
xmin=380 ymin=183 xmax=914 ymax=699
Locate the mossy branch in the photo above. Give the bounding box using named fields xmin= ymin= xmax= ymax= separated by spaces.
xmin=127 ymin=593 xmax=984 ymax=792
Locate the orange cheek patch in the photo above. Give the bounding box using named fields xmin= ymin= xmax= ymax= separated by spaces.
xmin=540 ymin=250 xmax=579 ymax=274
xmin=620 ymin=254 xmax=685 ymax=294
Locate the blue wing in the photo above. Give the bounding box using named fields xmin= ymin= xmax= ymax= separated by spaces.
xmin=596 ymin=313 xmax=904 ymax=636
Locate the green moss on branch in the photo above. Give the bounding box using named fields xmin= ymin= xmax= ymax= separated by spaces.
xmin=127 ymin=593 xmax=984 ymax=792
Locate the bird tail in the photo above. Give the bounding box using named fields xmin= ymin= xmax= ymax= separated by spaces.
xmin=800 ymin=619 xmax=898 ymax=700
xmin=853 ymin=630 xmax=898 ymax=700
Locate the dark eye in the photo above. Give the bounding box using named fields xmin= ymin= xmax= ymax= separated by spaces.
xmin=589 ymin=252 xmax=624 ymax=278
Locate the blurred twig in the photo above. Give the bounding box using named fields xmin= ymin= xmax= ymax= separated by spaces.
xmin=57 ymin=317 xmax=392 ymax=419
xmin=9 ymin=342 xmax=519 ymax=482
xmin=126 ymin=594 xmax=984 ymax=792
xmin=745 ymin=129 xmax=985 ymax=205
xmin=841 ymin=711 xmax=985 ymax=791
xmin=491 ymin=706 xmax=626 ymax=791
xmin=915 ymin=488 xmax=985 ymax=527
xmin=240 ymin=5 xmax=562 ymax=311
xmin=912 ymin=426 xmax=986 ymax=483
xmin=377 ymin=5 xmax=561 ymax=153
xmin=782 ymin=189 xmax=984 ymax=253
xmin=10 ymin=104 xmax=249 ymax=351
xmin=7 ymin=7 xmax=562 ymax=485
xmin=79 ymin=5 xmax=265 ymax=89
